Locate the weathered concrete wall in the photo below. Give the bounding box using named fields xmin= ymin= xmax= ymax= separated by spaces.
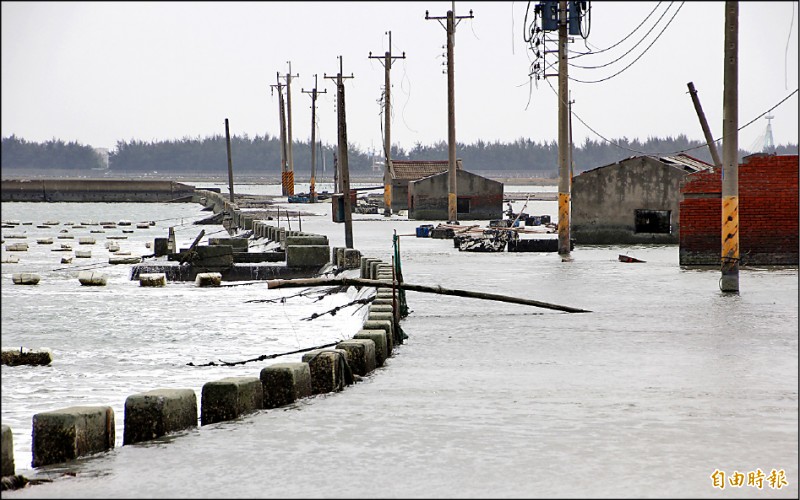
xmin=572 ymin=156 xmax=693 ymax=244
xmin=1 ymin=180 xmax=195 ymax=202
xmin=679 ymin=154 xmax=799 ymax=265
xmin=408 ymin=170 xmax=503 ymax=220
xmin=31 ymin=406 xmax=115 ymax=467
xmin=123 ymin=389 xmax=197 ymax=445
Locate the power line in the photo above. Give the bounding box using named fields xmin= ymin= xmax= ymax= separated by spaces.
xmin=570 ymin=1 xmax=665 ymax=59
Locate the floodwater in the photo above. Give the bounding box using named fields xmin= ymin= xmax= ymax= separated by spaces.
xmin=1 ymin=184 xmax=797 ymax=498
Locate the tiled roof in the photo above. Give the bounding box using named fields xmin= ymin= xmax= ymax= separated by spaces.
xmin=658 ymin=153 xmax=713 ymax=172
xmin=390 ymin=159 xmax=463 ymax=180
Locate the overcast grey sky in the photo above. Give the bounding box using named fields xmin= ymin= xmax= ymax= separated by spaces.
xmin=2 ymin=1 xmax=797 ymax=156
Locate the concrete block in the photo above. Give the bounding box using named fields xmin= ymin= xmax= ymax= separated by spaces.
xmin=369 ymin=304 xmax=394 ymax=315
xmin=208 ymin=238 xmax=249 ymax=251
xmin=201 ymin=377 xmax=263 ymax=426
xmin=195 ymin=272 xmax=222 ymax=287
xmin=123 ymin=388 xmax=197 ymax=445
xmin=369 ymin=261 xmax=382 ymax=280
xmin=286 ymin=245 xmax=330 ymax=268
xmin=354 ymin=330 xmax=388 ymax=367
xmin=139 ymin=273 xmax=167 ymax=287
xmin=301 ymin=349 xmax=352 ymax=394
xmin=153 ymin=237 xmax=170 ymax=257
xmin=335 ymin=247 xmax=346 ymax=267
xmin=372 ymin=298 xmax=395 ymax=307
xmin=109 ymin=255 xmax=142 ymax=264
xmin=336 ymin=339 xmax=376 ymax=376
xmin=32 ymin=406 xmax=115 ymax=467
xmin=362 ymin=320 xmax=394 ymax=356
xmin=78 ymin=271 xmax=107 ymax=286
xmin=11 ymin=273 xmax=39 ymax=285
xmin=260 ymin=362 xmax=312 ymax=409
xmin=2 ymin=425 xmax=14 ymax=477
xmin=286 ymin=235 xmax=329 ymax=246
xmin=343 ymin=249 xmax=361 ymax=269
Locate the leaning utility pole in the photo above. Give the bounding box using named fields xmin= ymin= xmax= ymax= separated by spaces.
xmin=557 ymin=0 xmax=571 ymax=255
xmin=224 ymin=118 xmax=235 ymax=203
xmin=281 ymin=62 xmax=299 ymax=196
xmin=369 ymin=31 xmax=406 ymax=216
xmin=426 ymin=7 xmax=474 ymax=223
xmin=687 ymin=81 xmax=722 ymax=168
xmin=325 ymin=56 xmax=355 ymax=248
xmin=302 ymin=75 xmax=327 ymax=203
xmin=720 ymin=1 xmax=739 ymax=292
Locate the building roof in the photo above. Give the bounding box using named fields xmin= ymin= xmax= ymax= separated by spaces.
xmin=581 ymin=153 xmax=712 ymax=175
xmin=390 ymin=159 xmax=463 ymax=180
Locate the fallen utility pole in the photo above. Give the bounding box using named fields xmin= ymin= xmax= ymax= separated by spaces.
xmin=686 ymin=81 xmax=722 ymax=168
xmin=266 ymin=277 xmax=590 ymax=313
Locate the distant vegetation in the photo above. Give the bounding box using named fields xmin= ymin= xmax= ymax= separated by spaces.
xmin=2 ymin=133 xmax=797 ymax=178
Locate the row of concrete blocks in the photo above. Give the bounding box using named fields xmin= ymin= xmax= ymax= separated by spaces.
xmin=0 ymin=258 xmax=402 ymax=476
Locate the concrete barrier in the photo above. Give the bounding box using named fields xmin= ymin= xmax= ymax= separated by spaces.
xmin=301 ymin=349 xmax=352 ymax=394
xmin=369 ymin=304 xmax=394 ymax=314
xmin=287 ymin=235 xmax=329 ymax=247
xmin=5 ymin=243 xmax=28 ymax=252
xmin=286 ymin=245 xmax=330 ymax=268
xmin=200 ymin=377 xmax=264 ymax=426
xmin=1 ymin=425 xmax=14 ymax=477
xmin=260 ymin=363 xmax=312 ymax=409
xmin=123 ymin=388 xmax=197 ymax=445
xmin=11 ymin=273 xmax=39 ymax=285
xmin=353 ymin=330 xmax=389 ymax=367
xmin=336 ymin=339 xmax=376 ymax=376
xmin=32 ymin=406 xmax=115 ymax=467
xmin=78 ymin=271 xmax=107 ymax=286
xmin=362 ymin=320 xmax=394 ymax=356
xmin=343 ymin=249 xmax=361 ymax=269
xmin=139 ymin=273 xmax=167 ymax=287
xmin=195 ymin=272 xmax=222 ymax=287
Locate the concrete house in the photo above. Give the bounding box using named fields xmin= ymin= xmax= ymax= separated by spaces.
xmin=408 ymin=169 xmax=503 ymax=220
xmin=571 ymin=154 xmax=711 ymax=244
xmin=388 ymin=159 xmax=463 ymax=212
xmin=679 ymin=153 xmax=798 ymax=266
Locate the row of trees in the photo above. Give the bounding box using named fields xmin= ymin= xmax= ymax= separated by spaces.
xmin=2 ymin=133 xmax=797 ymax=177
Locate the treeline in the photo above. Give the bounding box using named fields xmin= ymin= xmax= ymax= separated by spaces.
xmin=2 ymin=133 xmax=797 ymax=177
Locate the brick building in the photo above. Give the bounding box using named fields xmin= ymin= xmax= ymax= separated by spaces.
xmin=679 ymin=154 xmax=798 ymax=265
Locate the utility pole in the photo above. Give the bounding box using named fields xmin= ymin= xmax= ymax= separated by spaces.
xmin=720 ymin=0 xmax=739 ymax=292
xmin=557 ymin=0 xmax=571 ymax=255
xmin=369 ymin=31 xmax=406 ymax=216
xmin=325 ymin=56 xmax=355 ymax=248
xmin=302 ymin=75 xmax=327 ymax=203
xmin=687 ymin=82 xmax=722 ymax=168
xmin=426 ymin=7 xmax=474 ymax=223
xmin=270 ymin=74 xmax=289 ymax=195
xmin=224 ymin=118 xmax=235 ymax=203
xmin=281 ymin=62 xmax=299 ymax=196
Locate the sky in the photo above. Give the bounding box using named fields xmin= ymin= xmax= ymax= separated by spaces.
xmin=2 ymin=1 xmax=798 ymax=157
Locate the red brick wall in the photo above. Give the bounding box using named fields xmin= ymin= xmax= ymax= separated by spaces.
xmin=679 ymin=154 xmax=799 ymax=265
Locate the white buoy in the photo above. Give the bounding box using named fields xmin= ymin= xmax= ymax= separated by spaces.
xmin=37 ymin=237 xmax=54 ymax=245
xmin=108 ymin=244 xmax=120 ymax=253
xmin=195 ymin=272 xmax=222 ymax=287
xmin=75 ymin=250 xmax=92 ymax=258
xmin=139 ymin=273 xmax=166 ymax=287
xmin=79 ymin=237 xmax=96 ymax=245
xmin=12 ymin=273 xmax=40 ymax=285
xmin=78 ymin=271 xmax=107 ymax=286
xmin=136 ymin=223 xmax=150 ymax=229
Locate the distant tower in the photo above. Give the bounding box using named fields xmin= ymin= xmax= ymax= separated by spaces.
xmin=763 ymin=114 xmax=775 ymax=153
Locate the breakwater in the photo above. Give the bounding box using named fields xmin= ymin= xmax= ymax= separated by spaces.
xmin=1 ymin=179 xmax=196 ymax=203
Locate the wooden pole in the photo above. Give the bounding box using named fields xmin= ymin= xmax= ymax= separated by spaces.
xmin=266 ymin=277 xmax=590 ymax=313
xmin=224 ymin=118 xmax=234 ymax=203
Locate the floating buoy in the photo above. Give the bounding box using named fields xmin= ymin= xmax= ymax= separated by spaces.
xmin=118 ymin=220 xmax=132 ymax=226
xmin=115 ymin=250 xmax=131 ymax=255
xmin=5 ymin=243 xmax=28 ymax=252
xmin=122 ymin=230 xmax=134 ymax=234
xmin=5 ymin=233 xmax=26 ymax=239
xmin=79 ymin=237 xmax=96 ymax=245
xmin=43 ymin=221 xmax=59 ymax=225
xmin=37 ymin=238 xmax=54 ymax=245
xmin=107 ymin=244 xmax=120 ymax=253
xmin=75 ymin=250 xmax=92 ymax=258
xmin=145 ymin=242 xmax=152 ymax=248
xmin=78 ymin=271 xmax=107 ymax=286
xmin=90 ymin=230 xmax=105 ymax=234
xmin=12 ymin=273 xmax=40 ymax=285
xmin=195 ymin=272 xmax=222 ymax=287
xmin=1 ymin=256 xmax=20 ymax=264
xmin=136 ymin=223 xmax=149 ymax=229
xmin=57 ymin=234 xmax=74 ymax=239
xmin=99 ymin=221 xmax=115 ymax=226
xmin=72 ymin=225 xmax=86 ymax=229
xmin=60 ymin=257 xmax=72 ymax=264
xmin=139 ymin=273 xmax=166 ymax=287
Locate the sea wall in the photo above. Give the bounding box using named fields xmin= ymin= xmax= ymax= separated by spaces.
xmin=1 ymin=179 xmax=196 ymax=203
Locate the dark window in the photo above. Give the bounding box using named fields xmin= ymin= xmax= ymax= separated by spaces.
xmin=635 ymin=209 xmax=671 ymax=233
xmin=457 ymin=197 xmax=470 ymax=214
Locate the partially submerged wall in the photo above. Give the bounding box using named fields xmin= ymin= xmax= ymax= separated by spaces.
xmin=1 ymin=180 xmax=196 ymax=202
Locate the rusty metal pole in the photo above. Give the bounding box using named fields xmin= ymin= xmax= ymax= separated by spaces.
xmin=687 ymin=81 xmax=723 ymax=168
xmin=557 ymin=0 xmax=571 ymax=255
xmin=720 ymin=1 xmax=739 ymax=292
xmin=224 ymin=118 xmax=234 ymax=203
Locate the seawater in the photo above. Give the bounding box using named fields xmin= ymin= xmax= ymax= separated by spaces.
xmin=1 ymin=186 xmax=796 ymax=498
